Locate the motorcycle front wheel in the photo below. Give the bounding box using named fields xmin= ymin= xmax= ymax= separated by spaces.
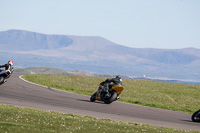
xmin=0 ymin=76 xmax=5 ymax=85
xmin=191 ymin=110 xmax=200 ymax=122
xmin=104 ymin=91 xmax=117 ymax=104
xmin=90 ymin=92 xmax=97 ymax=102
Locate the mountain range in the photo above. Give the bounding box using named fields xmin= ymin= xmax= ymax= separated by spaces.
xmin=0 ymin=29 xmax=200 ymax=81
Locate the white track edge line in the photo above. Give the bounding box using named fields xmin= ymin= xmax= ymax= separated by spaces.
xmin=19 ymin=75 xmax=88 ymax=96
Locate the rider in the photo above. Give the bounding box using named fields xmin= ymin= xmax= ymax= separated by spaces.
xmin=100 ymin=75 xmax=122 ymax=98
xmin=0 ymin=60 xmax=14 ymax=82
xmin=0 ymin=60 xmax=14 ymax=71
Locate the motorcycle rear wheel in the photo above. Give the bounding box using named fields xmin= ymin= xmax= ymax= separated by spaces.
xmin=191 ymin=110 xmax=200 ymax=122
xmin=104 ymin=91 xmax=117 ymax=104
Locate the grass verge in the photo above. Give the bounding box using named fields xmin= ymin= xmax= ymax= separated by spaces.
xmin=0 ymin=104 xmax=198 ymax=133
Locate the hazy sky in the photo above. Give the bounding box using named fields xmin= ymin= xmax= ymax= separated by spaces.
xmin=0 ymin=0 xmax=200 ymax=49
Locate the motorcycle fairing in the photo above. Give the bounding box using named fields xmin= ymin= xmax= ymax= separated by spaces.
xmin=96 ymin=87 xmax=103 ymax=101
xmin=112 ymin=86 xmax=124 ymax=95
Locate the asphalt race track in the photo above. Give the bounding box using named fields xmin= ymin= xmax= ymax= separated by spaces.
xmin=0 ymin=73 xmax=199 ymax=131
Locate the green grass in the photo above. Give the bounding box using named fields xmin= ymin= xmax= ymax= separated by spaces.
xmin=23 ymin=74 xmax=200 ymax=113
xmin=0 ymin=104 xmax=198 ymax=133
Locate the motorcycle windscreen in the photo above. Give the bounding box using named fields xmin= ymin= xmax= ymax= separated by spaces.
xmin=112 ymin=86 xmax=124 ymax=94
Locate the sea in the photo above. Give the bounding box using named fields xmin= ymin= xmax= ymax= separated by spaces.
xmin=152 ymin=79 xmax=200 ymax=85
xmin=181 ymin=81 xmax=200 ymax=85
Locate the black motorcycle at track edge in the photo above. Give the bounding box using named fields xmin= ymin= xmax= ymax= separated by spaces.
xmin=0 ymin=69 xmax=14 ymax=85
xmin=191 ymin=110 xmax=200 ymax=122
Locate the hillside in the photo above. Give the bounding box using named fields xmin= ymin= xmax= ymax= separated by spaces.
xmin=0 ymin=29 xmax=73 ymax=51
xmin=1 ymin=29 xmax=200 ymax=81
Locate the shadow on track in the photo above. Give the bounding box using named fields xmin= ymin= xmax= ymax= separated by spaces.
xmin=76 ymin=99 xmax=105 ymax=104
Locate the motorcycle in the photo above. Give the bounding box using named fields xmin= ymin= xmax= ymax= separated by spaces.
xmin=90 ymin=84 xmax=124 ymax=104
xmin=0 ymin=69 xmax=14 ymax=85
xmin=191 ymin=110 xmax=200 ymax=122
